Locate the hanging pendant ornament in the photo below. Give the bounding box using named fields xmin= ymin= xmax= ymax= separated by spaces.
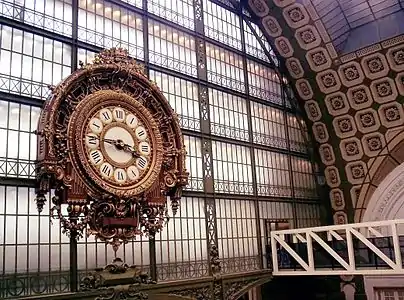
xmin=34 ymin=48 xmax=189 ymax=250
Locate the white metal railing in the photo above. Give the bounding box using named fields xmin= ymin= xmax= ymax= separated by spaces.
xmin=270 ymin=219 xmax=404 ymax=276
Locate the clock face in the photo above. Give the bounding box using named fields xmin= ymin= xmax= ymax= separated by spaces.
xmin=67 ymin=90 xmax=164 ymax=198
xmin=84 ymin=106 xmax=153 ymax=186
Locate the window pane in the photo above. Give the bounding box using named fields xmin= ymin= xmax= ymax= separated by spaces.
xmin=0 ymin=100 xmax=39 ymax=179
xmin=148 ymin=20 xmax=197 ymax=77
xmin=216 ymin=198 xmax=259 ymax=274
xmin=78 ymin=1 xmax=143 ymax=59
xmin=203 ymin=0 xmax=242 ymax=50
xmin=0 ymin=0 xmax=73 ymax=37
xmin=0 ymin=187 xmax=69 ymax=298
xmin=247 ymin=59 xmax=282 ymax=105
xmin=155 ymin=197 xmax=208 ymax=281
xmin=183 ymin=135 xmax=204 ymax=191
xmin=0 ymin=26 xmax=72 ymax=100
xmin=255 ymin=149 xmax=291 ymax=198
xmin=148 ymin=0 xmax=194 ymax=30
xmin=251 ymin=102 xmax=287 ymax=149
xmin=287 ymin=114 xmax=309 ymax=153
xmin=150 ymin=70 xmax=200 ymax=131
xmin=212 ymin=141 xmax=253 ymax=194
xmin=209 ymin=88 xmax=249 ymax=141
xmin=291 ymin=157 xmax=318 ymax=199
xmin=206 ymin=43 xmax=245 ymax=92
xmin=244 ymin=21 xmax=278 ymax=65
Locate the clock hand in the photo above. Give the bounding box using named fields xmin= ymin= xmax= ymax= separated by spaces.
xmin=87 ymin=135 xmax=139 ymax=156
xmin=123 ymin=144 xmax=140 ymax=158
xmin=86 ymin=135 xmax=115 ymax=145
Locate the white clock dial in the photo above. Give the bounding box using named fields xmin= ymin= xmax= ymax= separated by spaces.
xmin=126 ymin=114 xmax=138 ymax=128
xmin=136 ymin=156 xmax=148 ymax=170
xmin=103 ymin=126 xmax=134 ymax=165
xmin=114 ymin=168 xmax=127 ymax=183
xmin=85 ymin=133 xmax=99 ymax=149
xmin=127 ymin=165 xmax=140 ymax=181
xmin=100 ymin=162 xmax=113 ymax=178
xmin=135 ymin=126 xmax=147 ymax=141
xmin=89 ymin=118 xmax=103 ymax=134
xmin=89 ymin=149 xmax=104 ymax=166
xmin=113 ymin=107 xmax=125 ymax=122
xmin=99 ymin=108 xmax=113 ymax=124
xmin=139 ymin=141 xmax=151 ymax=156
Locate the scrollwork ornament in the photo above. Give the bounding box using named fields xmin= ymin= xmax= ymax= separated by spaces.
xmin=35 ymin=48 xmax=189 ymax=250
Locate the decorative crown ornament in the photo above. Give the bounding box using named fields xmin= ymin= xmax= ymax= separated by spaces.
xmin=35 ymin=48 xmax=189 ymax=251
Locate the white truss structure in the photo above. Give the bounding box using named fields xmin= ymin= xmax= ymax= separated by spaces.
xmin=271 ymin=219 xmax=404 ymax=276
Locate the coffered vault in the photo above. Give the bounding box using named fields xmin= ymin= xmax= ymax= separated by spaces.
xmin=243 ymin=0 xmax=404 ymax=225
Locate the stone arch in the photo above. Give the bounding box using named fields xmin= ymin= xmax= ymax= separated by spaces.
xmin=358 ymin=134 xmax=404 ymax=300
xmin=355 ymin=128 xmax=404 ymax=222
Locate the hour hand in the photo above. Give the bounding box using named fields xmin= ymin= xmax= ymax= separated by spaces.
xmin=123 ymin=144 xmax=140 ymax=157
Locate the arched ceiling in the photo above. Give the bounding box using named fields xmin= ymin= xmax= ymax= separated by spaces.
xmin=313 ymin=0 xmax=404 ymax=53
xmin=241 ymin=0 xmax=404 ymax=226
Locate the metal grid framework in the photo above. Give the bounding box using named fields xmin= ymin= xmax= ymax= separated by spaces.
xmin=0 ymin=0 xmax=324 ymax=298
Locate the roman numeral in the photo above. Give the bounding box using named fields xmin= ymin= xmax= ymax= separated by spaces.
xmin=88 ymin=135 xmax=97 ymax=144
xmin=137 ymin=130 xmax=145 ymax=137
xmin=129 ymin=117 xmax=136 ymax=124
xmin=115 ymin=110 xmax=123 ymax=119
xmin=141 ymin=144 xmax=149 ymax=152
xmin=91 ymin=151 xmax=101 ymax=164
xmin=92 ymin=122 xmax=100 ymax=129
xmin=102 ymin=112 xmax=110 ymax=120
xmin=101 ymin=164 xmax=111 ymax=176
xmin=131 ymin=170 xmax=137 ymax=177
xmin=138 ymin=157 xmax=147 ymax=169
xmin=117 ymin=171 xmax=124 ymax=180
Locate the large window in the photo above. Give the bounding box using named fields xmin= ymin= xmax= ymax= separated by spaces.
xmin=0 ymin=0 xmax=323 ymax=297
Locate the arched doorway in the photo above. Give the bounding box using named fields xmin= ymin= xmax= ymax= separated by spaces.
xmin=361 ymin=161 xmax=404 ymax=300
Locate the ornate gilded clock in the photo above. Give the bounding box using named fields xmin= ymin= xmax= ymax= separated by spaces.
xmin=35 ymin=48 xmax=188 ymax=249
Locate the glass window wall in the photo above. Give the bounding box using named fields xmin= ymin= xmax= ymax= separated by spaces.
xmin=0 ymin=0 xmax=324 ymax=296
